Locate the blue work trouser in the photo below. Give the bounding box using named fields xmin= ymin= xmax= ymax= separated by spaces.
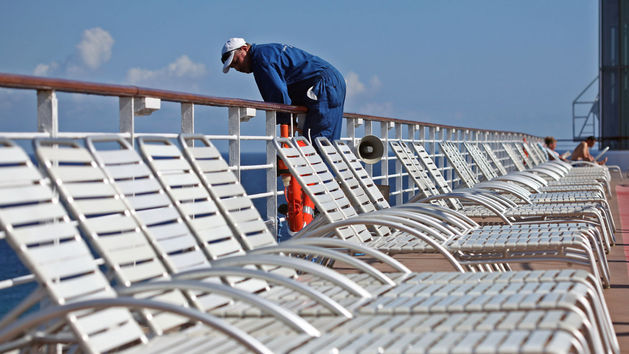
xmin=287 ymin=68 xmax=346 ymax=142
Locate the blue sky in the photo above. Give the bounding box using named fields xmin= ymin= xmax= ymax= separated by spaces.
xmin=0 ymin=1 xmax=598 ymax=141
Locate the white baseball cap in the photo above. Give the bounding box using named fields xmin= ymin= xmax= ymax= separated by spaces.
xmin=221 ymin=37 xmax=246 ymax=73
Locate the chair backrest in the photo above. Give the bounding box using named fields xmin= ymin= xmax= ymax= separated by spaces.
xmin=512 ymin=143 xmax=536 ymax=168
xmin=137 ymin=137 xmax=248 ymax=261
xmin=314 ymin=137 xmax=380 ymax=215
xmin=388 ymin=141 xmax=447 ymax=208
xmin=89 ymin=136 xmax=270 ymax=299
xmin=500 ymin=143 xmax=527 ymax=171
xmin=524 ymin=142 xmax=543 ymax=164
xmin=463 ymin=142 xmax=499 ymax=180
xmin=86 ymin=136 xmax=210 ymax=274
xmin=35 ymin=138 xmax=190 ymax=334
xmin=481 ymin=143 xmax=509 ymax=176
xmin=408 ymin=142 xmax=463 ymax=210
xmin=274 ymin=137 xmax=375 ymax=243
xmin=177 ymin=135 xmax=279 ymax=252
xmin=535 ymin=142 xmax=551 ymax=163
xmin=438 ymin=142 xmax=479 ymax=188
xmin=331 ymin=139 xmax=390 ymax=210
xmin=0 ymin=139 xmax=147 ymax=352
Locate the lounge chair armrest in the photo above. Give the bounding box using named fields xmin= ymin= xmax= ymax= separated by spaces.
xmin=118 ymin=280 xmax=319 ymax=336
xmin=388 ymin=203 xmax=474 ymax=232
xmin=460 ymin=187 xmax=520 ymax=208
xmin=208 ymin=254 xmax=371 ymax=299
xmin=474 ymin=181 xmax=533 ymax=203
xmin=280 ymin=237 xmax=412 ymax=275
xmin=415 ymin=192 xmax=513 ymax=225
xmin=172 ymin=266 xmax=352 ymax=318
xmin=494 ymin=174 xmax=543 ymax=192
xmin=515 ymin=170 xmax=558 ymax=183
xmin=391 ymin=202 xmax=480 ymax=228
xmin=296 ymin=215 xmax=466 ymax=272
xmin=248 ymin=244 xmax=396 ymax=286
xmin=0 ymin=297 xmax=274 ymax=354
xmin=530 ymin=166 xmax=564 ymax=180
xmin=364 ymin=208 xmax=454 ymax=239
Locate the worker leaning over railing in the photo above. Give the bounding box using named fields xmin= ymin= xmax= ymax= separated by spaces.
xmin=220 ymin=37 xmax=347 ymax=234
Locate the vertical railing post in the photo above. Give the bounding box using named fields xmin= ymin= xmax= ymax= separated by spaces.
xmin=346 ymin=116 xmax=356 ymax=147
xmin=444 ymin=128 xmax=453 ymax=188
xmin=364 ymin=119 xmax=373 ymax=176
xmin=181 ymin=103 xmax=194 ymax=138
xmin=266 ymin=110 xmax=278 ymax=237
xmin=37 ymin=90 xmax=58 ymax=137
xmin=380 ymin=121 xmax=391 ymax=202
xmin=395 ymin=123 xmax=403 ymax=205
xmin=119 ymin=96 xmax=134 ymax=144
xmin=228 ymin=107 xmax=241 ymax=181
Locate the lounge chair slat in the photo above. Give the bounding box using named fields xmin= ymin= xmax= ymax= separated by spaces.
xmin=160 ymin=172 xmax=200 ymax=186
xmin=0 ymin=184 xmax=51 ymax=204
xmin=87 ymin=318 xmax=148 ymax=353
xmin=38 ymin=146 xmax=94 ymax=163
xmin=0 ymin=202 xmax=66 ymax=224
xmin=105 ymin=163 xmax=150 ymax=179
xmin=169 ymin=186 xmax=209 ymax=201
xmin=96 ymin=149 xmax=141 ymax=164
xmin=108 ymin=243 xmax=160 ymax=266
xmin=123 ymin=259 xmax=168 ymax=283
xmin=0 ymin=146 xmax=30 ymax=163
xmin=116 ymin=178 xmax=161 ymax=194
xmin=127 ymin=193 xmax=172 ymax=210
xmin=141 ymin=143 xmax=181 ymax=157
xmin=49 ymin=166 xmax=104 ymax=182
xmin=74 ymin=198 xmax=127 ymax=215
xmin=0 ymin=166 xmax=41 ymax=186
xmin=56 ymin=271 xmax=111 ymax=300
xmin=39 ymin=254 xmax=100 ymax=280
xmin=152 ymin=158 xmax=192 ymax=172
xmin=178 ymin=199 xmax=219 ymax=216
xmin=84 ymin=214 xmax=138 ymax=233
xmin=13 ymin=221 xmax=77 ymax=244
xmin=135 ymin=206 xmax=180 ymax=226
xmin=64 ymin=181 xmax=118 ymax=198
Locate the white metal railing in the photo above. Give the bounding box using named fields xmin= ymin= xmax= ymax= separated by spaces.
xmin=0 ymin=73 xmax=539 ymax=293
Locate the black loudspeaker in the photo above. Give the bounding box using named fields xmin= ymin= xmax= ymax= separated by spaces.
xmin=356 ymin=135 xmax=384 ymax=164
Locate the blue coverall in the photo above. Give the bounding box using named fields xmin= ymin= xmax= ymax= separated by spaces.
xmin=249 ymin=43 xmax=346 ymax=141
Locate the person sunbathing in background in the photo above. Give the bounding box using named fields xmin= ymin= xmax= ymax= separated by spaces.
xmin=570 ymin=136 xmax=607 ymax=165
xmin=543 ymin=136 xmax=568 ymax=162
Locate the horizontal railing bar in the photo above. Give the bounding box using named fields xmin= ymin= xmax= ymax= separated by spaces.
xmin=344 ymin=112 xmax=539 ymax=137
xmin=0 ymin=72 xmax=541 ymax=139
xmin=249 ymin=191 xmax=275 ymax=199
xmin=238 ymin=163 xmax=274 ymax=171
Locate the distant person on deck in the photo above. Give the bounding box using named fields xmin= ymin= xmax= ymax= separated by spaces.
xmin=543 ymin=136 xmax=568 ymax=162
xmin=570 ymin=136 xmax=607 ymax=165
xmin=221 ymin=37 xmax=346 ymax=142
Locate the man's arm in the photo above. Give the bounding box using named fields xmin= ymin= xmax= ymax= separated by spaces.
xmin=253 ymin=66 xmax=294 ymax=125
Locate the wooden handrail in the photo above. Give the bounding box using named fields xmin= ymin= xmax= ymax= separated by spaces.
xmin=0 ymin=72 xmax=539 ymax=138
xmin=0 ymin=73 xmax=307 ymax=114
